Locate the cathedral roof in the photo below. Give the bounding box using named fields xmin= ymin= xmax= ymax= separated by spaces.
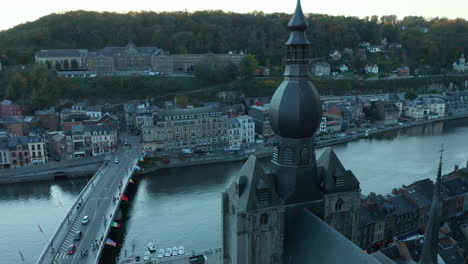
xmin=284 ymin=207 xmax=380 ymax=264
xmin=225 ymin=155 xmax=281 ymax=212
xmin=317 ymin=147 xmax=360 ymax=193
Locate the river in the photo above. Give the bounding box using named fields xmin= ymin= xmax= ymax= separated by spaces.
xmin=0 ymin=118 xmax=467 ymax=263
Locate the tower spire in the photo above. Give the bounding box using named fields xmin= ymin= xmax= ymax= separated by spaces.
xmin=419 ymin=145 xmax=444 ymax=264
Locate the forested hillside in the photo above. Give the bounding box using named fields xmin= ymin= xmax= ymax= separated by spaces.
xmin=0 ymin=10 xmax=467 ymax=70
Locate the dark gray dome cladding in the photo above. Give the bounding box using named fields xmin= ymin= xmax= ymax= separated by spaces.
xmin=270 ymin=77 xmax=322 ymax=138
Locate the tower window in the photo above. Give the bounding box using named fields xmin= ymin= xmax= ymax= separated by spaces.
xmin=299 ymin=146 xmax=310 ymax=165
xmin=282 ymin=147 xmax=294 ymax=165
xmin=260 ymin=213 xmax=268 ymax=225
xmin=335 ymin=199 xmax=344 ymax=211
xmin=272 ymin=145 xmax=279 ymax=162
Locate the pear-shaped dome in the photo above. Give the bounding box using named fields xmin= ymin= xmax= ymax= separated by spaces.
xmin=269 ymin=78 xmax=322 ymax=139
xmin=288 ymin=0 xmax=308 ymax=30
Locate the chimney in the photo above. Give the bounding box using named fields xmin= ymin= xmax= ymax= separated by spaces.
xmin=454 ymin=164 xmax=459 ymax=171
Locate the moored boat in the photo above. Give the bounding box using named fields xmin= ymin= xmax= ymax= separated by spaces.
xmin=178 ymin=246 xmax=184 ymax=255
xmin=147 ymin=242 xmax=156 ymax=252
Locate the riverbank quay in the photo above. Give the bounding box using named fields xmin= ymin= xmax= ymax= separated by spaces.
xmin=0 ymin=156 xmax=105 ymax=184
xmin=118 ymin=248 xmax=222 ymax=264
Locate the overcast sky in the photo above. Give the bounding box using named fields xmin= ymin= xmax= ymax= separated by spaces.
xmin=1 ymin=0 xmax=467 ymax=31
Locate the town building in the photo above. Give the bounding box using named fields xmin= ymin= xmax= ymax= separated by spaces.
xmin=248 ymin=104 xmax=274 ymax=141
xmin=28 ymin=136 xmax=47 ymax=165
xmin=221 ymin=3 xmax=376 ymax=263
xmin=142 ymin=106 xmax=228 ymax=152
xmin=367 ymin=45 xmax=382 ymax=53
xmin=397 ymin=66 xmax=410 ymax=76
xmin=0 ymin=100 xmax=22 ymax=118
xmin=35 ymin=108 xmax=59 ymax=132
xmin=8 ymin=136 xmax=31 ymax=168
xmin=65 ymin=124 xmax=117 ymax=157
xmin=48 ymin=132 xmax=66 ymax=160
xmin=227 ymin=115 xmax=255 ymax=150
xmin=36 ymin=43 xmax=245 ymax=76
xmin=383 ymin=104 xmax=400 ymax=125
xmin=444 ymin=91 xmax=468 ymax=114
xmin=403 ymin=100 xmax=427 ymax=120
xmin=329 ymin=50 xmax=342 ymax=60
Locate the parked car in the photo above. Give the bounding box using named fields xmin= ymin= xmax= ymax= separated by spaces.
xmin=67 ymin=244 xmax=76 ymax=255
xmin=114 ymin=157 xmax=119 ymax=164
xmin=73 ymin=231 xmax=82 ymax=241
xmin=82 ymin=215 xmax=89 ymax=225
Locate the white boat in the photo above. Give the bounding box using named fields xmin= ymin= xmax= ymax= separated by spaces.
xmin=157 ymin=249 xmax=164 ymax=258
xmin=165 ymin=248 xmax=172 ymax=257
xmin=178 ymin=246 xmax=184 ymax=255
xmin=172 ymin=247 xmax=179 ymax=256
xmin=147 ymin=242 xmax=156 ymax=252
xmin=143 ymin=251 xmax=151 ymax=261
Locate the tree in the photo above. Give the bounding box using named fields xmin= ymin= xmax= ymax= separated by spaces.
xmin=54 ymin=61 xmax=61 ymax=71
xmin=405 ymin=91 xmax=417 ymax=100
xmin=239 ymin=54 xmax=258 ymax=80
xmin=175 ymin=95 xmax=189 ymax=108
xmin=63 ymin=59 xmax=69 ymax=70
xmin=71 ymin=59 xmax=79 ymax=70
xmin=45 ymin=61 xmax=52 ymax=69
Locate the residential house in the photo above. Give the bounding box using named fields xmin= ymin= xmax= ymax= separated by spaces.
xmin=62 ymin=114 xmax=91 ymax=131
xmin=367 ymin=45 xmax=382 ymax=53
xmin=423 ymin=97 xmax=446 ymax=117
xmin=359 ymin=41 xmax=371 ymax=48
xmin=403 ymin=100 xmax=427 ymax=120
xmin=236 ymin=115 xmax=255 ymax=147
xmin=124 ymin=103 xmax=138 ymax=134
xmin=48 ymin=132 xmax=67 ymax=160
xmin=339 ymin=64 xmax=349 ymax=73
xmin=0 ymin=100 xmax=22 ymax=118
xmin=397 ymin=66 xmax=410 ymax=76
xmin=365 ymin=64 xmax=379 ymax=74
xmin=0 ymin=135 xmax=10 ymax=169
xmin=248 ymin=104 xmax=274 ymax=141
xmin=329 ymin=50 xmax=342 ymax=60
xmin=312 ymin=62 xmax=331 ymax=76
xmin=322 ymin=113 xmax=342 ymax=133
xmin=359 ymin=194 xmax=387 ymax=251
xmin=8 ymin=136 xmax=31 ymax=168
xmin=227 ymin=118 xmax=241 ymax=150
xmin=28 ymin=136 xmax=47 ymax=165
xmin=383 ymin=104 xmax=400 ymax=125
xmin=66 ymin=124 xmax=117 ymax=157
xmin=35 ymin=108 xmax=59 ymax=131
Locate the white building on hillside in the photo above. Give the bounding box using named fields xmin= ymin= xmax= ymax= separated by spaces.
xmin=453 ymin=54 xmax=467 ymax=72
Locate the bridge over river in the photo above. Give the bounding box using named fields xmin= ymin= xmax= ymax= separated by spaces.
xmin=35 ymin=136 xmax=141 ymax=264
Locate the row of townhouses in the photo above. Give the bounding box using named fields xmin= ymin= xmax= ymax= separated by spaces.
xmin=138 ymin=105 xmax=255 ymax=152
xmin=0 ymin=134 xmax=47 ymax=168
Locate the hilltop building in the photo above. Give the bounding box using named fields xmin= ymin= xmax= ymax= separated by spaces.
xmin=35 ymin=43 xmax=245 ymax=76
xmin=221 ymin=2 xmax=377 ymax=263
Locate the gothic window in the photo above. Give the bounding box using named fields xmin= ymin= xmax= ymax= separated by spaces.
xmin=299 ymin=146 xmax=310 ymax=165
xmin=260 ymin=213 xmax=268 ymax=225
xmin=282 ymin=147 xmax=294 ymax=165
xmin=335 ymin=199 xmax=344 ymax=211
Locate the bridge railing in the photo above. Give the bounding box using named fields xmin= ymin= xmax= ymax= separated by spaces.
xmin=35 ymin=162 xmax=107 ymax=264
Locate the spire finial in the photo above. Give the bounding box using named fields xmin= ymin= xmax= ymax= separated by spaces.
xmin=288 ymin=0 xmax=308 ymax=31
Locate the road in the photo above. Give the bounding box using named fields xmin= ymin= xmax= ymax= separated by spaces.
xmin=37 ymin=136 xmax=141 ymax=264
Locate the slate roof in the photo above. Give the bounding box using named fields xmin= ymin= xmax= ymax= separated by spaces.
xmin=225 ymin=155 xmax=281 ymax=212
xmin=156 ymin=106 xmax=226 ymax=120
xmin=360 ymin=203 xmax=386 ymax=227
xmin=438 ymin=246 xmax=464 ymax=264
xmin=317 ymin=147 xmax=360 ymax=194
xmin=63 ymin=114 xmax=91 ymax=122
xmin=405 ymin=178 xmax=434 ymax=200
xmin=8 ymin=136 xmax=29 ymax=149
xmin=442 ymin=178 xmax=468 ymax=197
xmin=388 ymin=195 xmax=414 ymax=215
xmin=36 ymin=49 xmax=87 ymax=58
xmin=284 ymin=206 xmax=380 ymax=264
xmin=405 ymin=188 xmax=431 ymax=209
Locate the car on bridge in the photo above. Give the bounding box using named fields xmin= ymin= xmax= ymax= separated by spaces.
xmin=114 ymin=157 xmax=120 ymax=164
xmin=82 ymin=215 xmax=89 ymax=225
xmin=67 ymin=244 xmax=76 ymax=255
xmin=73 ymin=231 xmax=82 ymax=241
